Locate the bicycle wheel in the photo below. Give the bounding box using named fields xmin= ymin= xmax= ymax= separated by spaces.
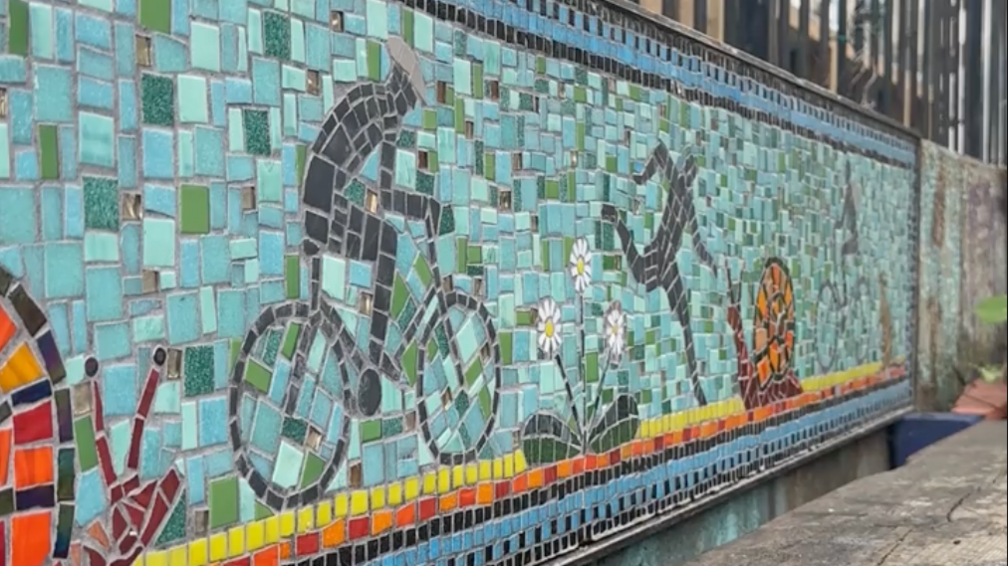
xmin=413 ymin=287 xmax=502 ymax=466
xmin=814 ymin=281 xmax=840 ymax=374
xmin=228 ymin=301 xmax=352 ymax=511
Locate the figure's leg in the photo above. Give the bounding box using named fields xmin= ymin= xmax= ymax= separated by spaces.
xmin=667 ymin=262 xmax=708 ymax=406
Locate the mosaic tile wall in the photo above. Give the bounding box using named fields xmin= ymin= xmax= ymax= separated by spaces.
xmin=0 ymin=0 xmax=919 ymax=565
xmin=916 ymin=142 xmax=1006 ymax=410
xmin=916 ymin=142 xmax=964 ymax=410
xmin=959 ymin=159 xmax=1007 ymax=363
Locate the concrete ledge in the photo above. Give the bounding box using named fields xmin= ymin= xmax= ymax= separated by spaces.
xmin=682 ymin=421 xmax=1008 ymax=566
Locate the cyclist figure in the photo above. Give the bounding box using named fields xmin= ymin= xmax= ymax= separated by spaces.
xmin=299 ymin=37 xmax=442 ymax=413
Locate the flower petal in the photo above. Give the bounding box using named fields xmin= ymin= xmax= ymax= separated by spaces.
xmin=551 ymin=308 xmax=562 ymax=324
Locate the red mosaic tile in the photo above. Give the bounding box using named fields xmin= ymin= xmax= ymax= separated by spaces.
xmin=417 ymin=497 xmax=436 ymax=521
xmin=295 ymin=532 xmax=319 ymax=556
xmin=13 ymin=402 xmax=53 ymax=445
xmin=347 ymin=517 xmax=369 ymax=539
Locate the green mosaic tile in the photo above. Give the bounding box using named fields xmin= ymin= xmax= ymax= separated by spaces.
xmin=82 ymin=176 xmax=119 ymax=231
xmin=280 ymin=417 xmax=308 ymax=443
xmin=179 ymin=184 xmax=210 ymax=234
xmin=263 ymin=11 xmax=292 ymax=60
xmin=184 ymin=345 xmax=215 ymax=397
xmin=141 ymin=73 xmax=175 ymax=127
xmin=243 ymin=109 xmax=271 ymax=156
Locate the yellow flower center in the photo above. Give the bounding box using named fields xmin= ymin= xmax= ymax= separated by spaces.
xmin=610 ymin=324 xmax=619 ymax=336
xmin=576 ymin=258 xmax=585 ymax=275
xmin=545 ymin=320 xmax=555 ymax=337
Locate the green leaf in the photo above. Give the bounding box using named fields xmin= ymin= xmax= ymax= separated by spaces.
xmin=588 ymin=394 xmax=640 ymax=454
xmin=520 ymin=412 xmax=582 ymax=465
xmin=977 ymin=365 xmax=1002 ymax=383
xmin=975 ymin=295 xmax=1007 ymax=325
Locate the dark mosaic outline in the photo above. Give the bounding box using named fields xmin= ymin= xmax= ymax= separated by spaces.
xmin=392 ymin=0 xmax=918 ymax=167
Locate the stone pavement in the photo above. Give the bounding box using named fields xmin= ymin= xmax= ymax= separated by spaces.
xmin=682 ymin=421 xmax=1007 ymax=566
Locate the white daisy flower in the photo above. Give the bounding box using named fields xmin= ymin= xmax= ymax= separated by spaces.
xmin=603 ymin=302 xmax=626 ymax=358
xmin=536 ymin=297 xmax=563 ymax=356
xmin=568 ymin=237 xmax=592 ymax=294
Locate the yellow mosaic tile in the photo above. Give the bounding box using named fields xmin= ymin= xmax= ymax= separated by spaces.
xmin=514 ymin=451 xmax=528 ymax=473
xmin=422 ymin=471 xmax=437 ymax=494
xmin=334 ymin=493 xmax=349 ymax=517
xmin=492 ymin=458 xmax=504 ymax=479
xmin=279 ymin=510 xmax=296 ymax=536
xmin=208 ymin=533 xmax=227 ymax=561
xmin=188 ymin=538 xmax=209 ymax=566
xmin=452 ymin=465 xmax=464 ymax=488
xmin=168 ymin=545 xmax=187 ymax=566
xmin=479 ymin=461 xmax=492 ymax=481
xmin=388 ymin=482 xmax=403 ymax=505
xmin=438 ymin=468 xmax=452 ymax=493
xmin=404 ymin=477 xmax=421 ymax=500
xmin=466 ymin=463 xmax=478 ymax=485
xmin=350 ymin=490 xmax=369 ymax=515
xmin=246 ymin=520 xmax=265 ymax=551
xmin=228 ymin=525 xmax=245 ymax=556
xmin=317 ymin=500 xmax=333 ymax=525
xmin=803 ymin=362 xmax=881 ymax=392
xmin=371 ymin=486 xmax=386 ymax=509
xmin=297 ymin=506 xmax=315 ymax=532
xmin=264 ymin=515 xmax=281 ymax=543
xmin=146 ymin=551 xmax=167 ymax=566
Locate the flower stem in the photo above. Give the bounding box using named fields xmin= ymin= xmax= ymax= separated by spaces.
xmin=554 ymin=353 xmax=583 ymax=432
xmin=587 ymin=350 xmax=611 ymax=435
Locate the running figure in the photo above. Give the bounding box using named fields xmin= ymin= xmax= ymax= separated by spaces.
xmin=299 ymin=37 xmax=445 ymax=408
xmin=602 ymin=142 xmax=717 ymax=406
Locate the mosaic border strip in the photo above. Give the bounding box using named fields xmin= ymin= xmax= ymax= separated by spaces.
xmin=393 ymin=0 xmax=917 ymax=165
xmin=133 ymin=366 xmax=908 ymax=566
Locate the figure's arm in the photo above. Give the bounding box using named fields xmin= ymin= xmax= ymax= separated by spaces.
xmin=601 ymin=207 xmax=662 ymax=292
xmin=685 ymin=196 xmax=716 ymax=276
xmin=633 ymin=141 xmax=674 ymax=186
xmin=663 ymin=147 xmax=716 ymax=275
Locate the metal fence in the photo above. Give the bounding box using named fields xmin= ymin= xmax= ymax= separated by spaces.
xmin=711 ymin=0 xmax=1007 ymax=165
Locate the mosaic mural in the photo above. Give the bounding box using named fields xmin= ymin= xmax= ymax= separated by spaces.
xmin=0 ymin=0 xmax=919 ymax=564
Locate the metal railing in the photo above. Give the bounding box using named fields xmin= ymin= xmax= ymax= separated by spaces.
xmin=661 ymin=0 xmax=1006 ymax=164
